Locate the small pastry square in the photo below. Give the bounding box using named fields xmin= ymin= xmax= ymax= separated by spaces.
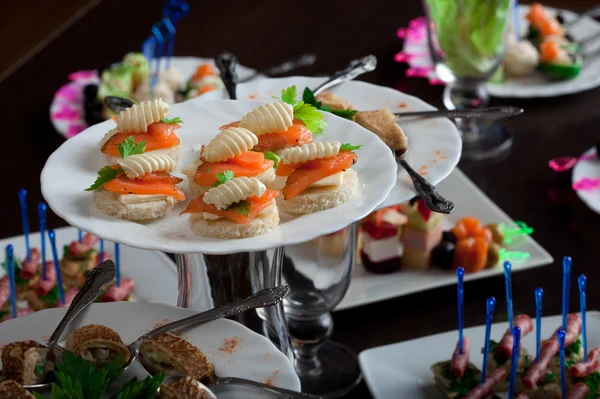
xmin=65 ymin=324 xmax=131 ymax=366
xmin=1 ymin=341 xmax=54 ymax=385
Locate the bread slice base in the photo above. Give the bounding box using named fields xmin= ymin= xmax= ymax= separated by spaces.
xmin=278 ymin=169 xmax=358 ymax=215
xmin=93 ymin=190 xmax=177 ymax=221
xmin=188 ymin=207 xmax=279 ymax=239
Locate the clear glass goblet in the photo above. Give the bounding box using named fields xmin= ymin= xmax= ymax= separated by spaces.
xmin=278 ymin=222 xmax=360 ymax=398
xmin=423 ymin=0 xmax=514 ymax=160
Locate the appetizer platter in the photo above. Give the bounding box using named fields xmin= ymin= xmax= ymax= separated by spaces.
xmin=399 ymin=5 xmax=600 ymax=98
xmin=359 ymin=260 xmax=593 ymax=399
xmin=284 ymin=169 xmax=552 ymax=311
xmin=0 ymin=226 xmax=178 ymax=320
xmin=50 ymin=55 xmax=257 ymax=139
xmin=199 ymin=76 xmax=462 ymax=209
xmin=572 ymin=147 xmax=600 ymax=215
xmin=0 ymin=301 xmax=300 ymax=398
xmin=41 ymin=91 xmax=398 ymax=254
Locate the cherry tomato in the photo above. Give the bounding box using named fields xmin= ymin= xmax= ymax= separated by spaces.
xmin=451 ymin=222 xmax=469 ymax=241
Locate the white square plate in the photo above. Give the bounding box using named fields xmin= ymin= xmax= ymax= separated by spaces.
xmin=359 ymin=312 xmax=595 ymax=399
xmin=0 ymin=226 xmax=178 ymax=306
xmin=336 ymin=168 xmax=553 ymax=310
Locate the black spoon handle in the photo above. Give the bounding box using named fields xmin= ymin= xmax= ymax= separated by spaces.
xmin=398 ymin=159 xmax=454 ymax=214
xmin=394 ymin=106 xmax=524 ymax=120
xmin=237 ymin=53 xmax=317 ymax=84
xmin=215 ymin=51 xmax=239 ymax=100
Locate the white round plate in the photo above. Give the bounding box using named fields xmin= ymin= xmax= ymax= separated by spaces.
xmin=201 ymin=76 xmax=462 ymax=209
xmin=0 ymin=302 xmax=299 ymax=398
xmin=41 ymin=99 xmax=397 ymax=254
xmin=50 ymin=57 xmax=257 ymax=139
xmin=572 ymin=147 xmax=600 ymax=213
xmin=487 ymin=5 xmax=600 ymax=98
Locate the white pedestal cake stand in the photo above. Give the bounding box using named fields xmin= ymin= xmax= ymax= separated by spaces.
xmin=40 ymin=98 xmax=398 ymax=361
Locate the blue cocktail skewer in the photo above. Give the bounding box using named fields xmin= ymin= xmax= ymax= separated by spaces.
xmin=18 ymin=189 xmax=31 ymax=261
xmin=6 ymin=245 xmax=17 ymax=318
xmin=562 ymin=256 xmax=572 ymax=330
xmin=508 ymin=326 xmax=521 ymax=399
xmin=558 ymin=329 xmax=567 ymax=399
xmin=504 ymin=261 xmax=513 ymax=329
xmin=579 ymin=274 xmax=587 ymax=362
xmin=99 ymin=239 xmax=104 ymax=263
xmin=457 ymin=267 xmax=465 ymax=354
xmin=115 ymin=242 xmax=120 ymax=287
xmin=481 ymin=296 xmax=496 ymax=385
xmin=37 ymin=203 xmax=47 ymax=280
xmin=78 ymin=229 xmax=83 ymax=243
xmin=535 ymin=287 xmax=543 ymax=361
xmin=48 ymin=229 xmax=65 ymax=305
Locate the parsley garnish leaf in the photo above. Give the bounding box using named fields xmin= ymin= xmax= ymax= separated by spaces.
xmin=117 ymin=136 xmax=146 ymax=158
xmin=293 ymin=101 xmax=327 ymax=134
xmin=160 ymin=116 xmax=183 ymax=124
xmin=39 ymin=286 xmax=60 ymax=305
xmin=538 ymin=371 xmax=557 ymax=386
xmin=332 ymin=109 xmax=358 ymax=119
xmin=566 ymin=337 xmax=582 ymax=356
xmin=85 ymin=166 xmax=120 ymax=191
xmin=211 ymin=170 xmax=234 ymax=187
xmin=302 ymin=87 xmax=357 ymax=120
xmin=444 ymin=363 xmax=478 ymax=395
xmin=264 ymin=151 xmax=281 ymax=169
xmin=228 ymin=200 xmax=251 ymax=216
xmin=583 ymin=371 xmax=600 ymax=396
xmin=280 ymin=86 xmax=298 ymax=105
xmin=340 ymin=143 xmax=363 ymax=151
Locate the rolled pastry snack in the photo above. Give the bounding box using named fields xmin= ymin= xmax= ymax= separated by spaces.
xmin=0 ymin=380 xmax=36 ymax=398
xmin=65 ymin=324 xmax=131 ymax=366
xmin=159 ymin=376 xmax=211 ymax=399
xmin=1 ymin=340 xmax=54 ymax=385
xmin=140 ymin=333 xmax=215 ymax=383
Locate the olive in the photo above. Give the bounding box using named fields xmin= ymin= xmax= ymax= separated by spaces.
xmin=432 ymin=241 xmax=455 ymax=269
xmin=487 ymin=223 xmax=505 ymax=245
xmin=442 ymin=231 xmax=456 ymax=244
xmin=487 ymin=242 xmax=502 ymax=268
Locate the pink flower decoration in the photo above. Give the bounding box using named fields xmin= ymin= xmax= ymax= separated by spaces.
xmin=66 ymin=123 xmax=87 ymax=138
xmin=406 ymin=66 xmax=433 ymax=78
xmin=572 ymin=178 xmax=600 ymax=191
xmin=394 ymin=52 xmax=415 ymax=63
xmin=69 ymin=70 xmax=97 ymax=81
xmin=397 ymin=28 xmax=406 ymax=39
xmin=52 ymin=106 xmax=79 ymax=120
xmin=56 ymin=84 xmax=81 ymax=102
xmin=429 ymin=78 xmax=445 ymax=86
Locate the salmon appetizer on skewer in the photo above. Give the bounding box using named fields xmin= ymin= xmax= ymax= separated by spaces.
xmin=99 ymin=98 xmax=182 ymax=165
xmin=274 ymin=141 xmax=361 ymax=214
xmin=181 ymin=127 xmax=276 ymax=197
xmin=87 ymin=135 xmax=185 ymax=221
xmin=181 ymin=176 xmax=280 ymax=239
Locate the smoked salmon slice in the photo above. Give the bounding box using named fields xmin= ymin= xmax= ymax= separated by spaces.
xmin=136 ymin=172 xmax=183 ymax=184
xmin=526 ymin=3 xmax=546 ymax=27
xmin=102 ymin=131 xmax=180 ymax=156
xmin=194 ymin=153 xmax=274 ymax=186
xmin=253 ymin=124 xmax=313 ymax=152
xmin=103 ymin=176 xmax=186 ymax=201
xmin=283 ymin=151 xmax=357 ymax=200
xmin=182 ymin=189 xmax=279 ymax=224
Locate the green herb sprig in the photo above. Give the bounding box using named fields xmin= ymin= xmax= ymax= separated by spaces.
xmin=211 ymin=170 xmax=234 ymax=187
xmin=277 ymin=86 xmax=327 ymax=134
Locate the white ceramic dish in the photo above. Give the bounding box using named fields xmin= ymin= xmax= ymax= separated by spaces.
xmin=0 ymin=301 xmax=300 ymax=398
xmin=359 ymin=312 xmax=597 ymax=399
xmin=0 ymin=226 xmax=178 ymax=306
xmin=487 ymin=5 xmax=600 ymax=98
xmin=572 ymin=147 xmax=600 ymax=213
xmin=50 ymin=56 xmax=257 ymax=139
xmin=41 ymin=99 xmax=397 ymax=254
xmin=199 ymin=76 xmax=462 ymax=209
xmin=295 ymin=168 xmax=549 ymax=310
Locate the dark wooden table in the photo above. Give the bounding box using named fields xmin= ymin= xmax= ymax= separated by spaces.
xmin=2 ymin=0 xmax=600 ymax=397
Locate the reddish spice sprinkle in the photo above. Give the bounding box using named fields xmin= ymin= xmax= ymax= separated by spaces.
xmin=399 ymin=102 xmax=408 ymax=108
xmin=219 ymin=336 xmax=240 ymax=354
xmin=264 ymin=370 xmax=280 ymax=386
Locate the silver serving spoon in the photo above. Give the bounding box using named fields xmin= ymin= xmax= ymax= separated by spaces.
xmin=4 ymin=260 xmax=116 ymax=390
xmin=312 ymin=55 xmax=377 ymax=96
xmin=157 ymin=373 xmax=317 ymax=399
xmin=394 ymin=106 xmax=524 ymax=120
xmin=396 ymin=147 xmax=454 ymax=214
xmin=237 ymin=53 xmax=317 ymax=84
xmin=157 ymin=374 xmax=218 ymax=399
xmin=123 ymin=286 xmax=289 ymax=371
xmin=215 ymin=51 xmax=239 ymax=100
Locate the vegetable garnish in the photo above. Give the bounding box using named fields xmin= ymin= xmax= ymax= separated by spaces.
xmin=264 ymin=151 xmax=281 ymax=169
xmin=117 ymin=135 xmax=146 ymax=158
xmin=302 ymin=87 xmax=358 ymax=120
xmin=85 ymin=166 xmax=120 ymax=191
xmin=228 ymin=200 xmax=251 ymax=216
xmin=278 ymin=86 xmax=327 ymax=134
xmin=160 ymin=116 xmax=183 ymax=124
xmin=212 ymin=170 xmax=235 ymax=187
xmin=113 ymin=374 xmax=166 ymax=399
xmin=582 ymin=371 xmax=600 ymax=395
xmin=340 ymin=143 xmax=363 ymax=151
